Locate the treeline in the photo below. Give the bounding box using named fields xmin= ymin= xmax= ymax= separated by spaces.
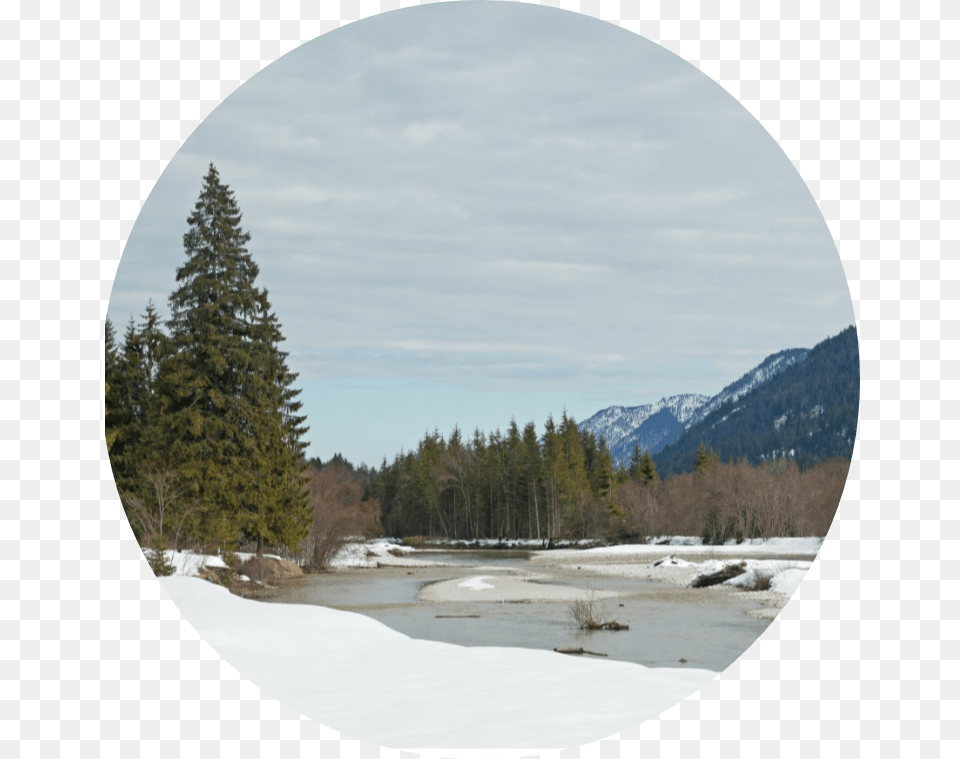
xmin=367 ymin=416 xmax=849 ymax=543
xmin=371 ymin=413 xmax=634 ymax=541
xmin=107 ymin=165 xmax=322 ymax=561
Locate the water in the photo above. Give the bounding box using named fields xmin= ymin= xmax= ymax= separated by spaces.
xmin=264 ymin=550 xmax=776 ymax=672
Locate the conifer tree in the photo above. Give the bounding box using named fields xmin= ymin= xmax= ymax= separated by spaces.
xmin=593 ymin=436 xmax=615 ymax=498
xmin=104 ymin=317 xmax=122 ymax=452
xmin=693 ymin=440 xmax=718 ymax=473
xmin=638 ymin=449 xmax=659 ymax=485
xmin=162 ymin=164 xmax=309 ymax=551
xmin=628 ymin=441 xmax=644 ymax=482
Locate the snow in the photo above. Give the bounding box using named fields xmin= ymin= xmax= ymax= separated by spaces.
xmin=457 ymin=575 xmax=494 ymax=590
xmin=770 ymin=567 xmax=808 ymax=596
xmin=650 ymin=555 xmax=695 ymax=567
xmin=154 ymin=537 xmax=818 ymax=748
xmin=581 ymin=536 xmax=822 ymax=555
xmin=328 ymin=538 xmax=441 ymax=569
xmin=151 ymin=550 xmax=228 ymax=576
xmin=160 ymin=575 xmax=717 ymax=749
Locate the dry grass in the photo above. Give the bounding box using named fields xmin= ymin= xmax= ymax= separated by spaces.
xmin=567 ymin=592 xmax=629 ymax=631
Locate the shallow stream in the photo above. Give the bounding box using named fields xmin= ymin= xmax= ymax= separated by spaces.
xmin=263 ymin=550 xmax=777 ymax=672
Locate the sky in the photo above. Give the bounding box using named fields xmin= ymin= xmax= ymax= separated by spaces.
xmin=107 ymin=2 xmax=856 ymax=467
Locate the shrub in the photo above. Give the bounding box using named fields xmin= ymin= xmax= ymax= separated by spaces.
xmin=566 ymin=592 xmax=629 ymax=631
xmin=144 ymin=537 xmax=175 ymax=577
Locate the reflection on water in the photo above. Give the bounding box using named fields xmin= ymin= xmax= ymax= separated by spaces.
xmin=265 ymin=551 xmax=775 ymax=672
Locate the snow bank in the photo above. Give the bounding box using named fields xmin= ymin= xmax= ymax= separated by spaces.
xmin=152 ymin=550 xmax=228 ymax=577
xmin=584 ymin=536 xmax=823 ymax=556
xmin=650 ymin=555 xmax=695 ymax=567
xmin=328 ymin=539 xmax=439 ymax=569
xmin=457 ymin=576 xmax=494 ymax=590
xmin=161 ymin=576 xmax=717 ymax=749
xmin=769 ymin=567 xmax=808 ymax=597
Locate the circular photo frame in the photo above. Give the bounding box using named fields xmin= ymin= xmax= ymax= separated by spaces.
xmin=105 ymin=2 xmax=859 ymax=752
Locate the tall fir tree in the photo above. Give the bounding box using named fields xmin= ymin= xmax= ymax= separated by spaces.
xmin=162 ymin=164 xmax=309 ymax=551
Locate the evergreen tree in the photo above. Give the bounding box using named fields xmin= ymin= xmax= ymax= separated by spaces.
xmin=638 ymin=449 xmax=659 ymax=485
xmin=693 ymin=440 xmax=718 ymax=473
xmin=162 ymin=164 xmax=309 ymax=552
xmin=628 ymin=441 xmax=644 ymax=482
xmin=109 ymin=306 xmax=171 ymax=493
xmin=104 ymin=317 xmax=122 ymax=452
xmin=593 ymin=436 xmax=615 ymax=498
xmin=521 ymin=421 xmax=543 ymax=540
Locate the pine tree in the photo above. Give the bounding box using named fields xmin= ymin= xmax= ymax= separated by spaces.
xmin=162 ymin=164 xmax=309 ymax=552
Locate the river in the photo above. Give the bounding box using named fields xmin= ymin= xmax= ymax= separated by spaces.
xmin=262 ymin=549 xmax=781 ymax=672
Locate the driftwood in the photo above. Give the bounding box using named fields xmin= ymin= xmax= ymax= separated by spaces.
xmin=581 ymin=620 xmax=629 ymax=631
xmin=435 ymin=614 xmax=481 ymax=618
xmin=691 ymin=561 xmax=747 ymax=588
xmin=554 ymin=647 xmax=608 ymax=657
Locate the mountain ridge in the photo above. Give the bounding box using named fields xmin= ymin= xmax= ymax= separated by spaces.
xmin=577 ymin=329 xmax=857 ymax=471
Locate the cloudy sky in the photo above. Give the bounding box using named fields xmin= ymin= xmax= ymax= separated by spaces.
xmin=108 ymin=2 xmax=855 ymax=467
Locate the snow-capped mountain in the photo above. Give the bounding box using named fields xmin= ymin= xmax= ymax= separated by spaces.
xmin=578 ymin=393 xmax=710 ymax=456
xmin=578 ymin=347 xmax=809 ymax=465
xmin=653 ymin=327 xmax=858 ymax=475
xmin=684 ymin=348 xmax=809 ymax=428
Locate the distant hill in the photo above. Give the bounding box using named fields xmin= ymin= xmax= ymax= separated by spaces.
xmin=578 ymin=346 xmax=811 ymax=464
xmin=653 ymin=326 xmax=859 ymax=475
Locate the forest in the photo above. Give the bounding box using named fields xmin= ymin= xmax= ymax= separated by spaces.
xmin=108 ymin=165 xmax=849 ymax=571
xmin=364 ymin=421 xmax=849 ymax=544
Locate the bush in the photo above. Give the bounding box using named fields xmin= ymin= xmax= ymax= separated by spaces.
xmin=566 ymin=592 xmax=629 ymax=631
xmin=144 ymin=537 xmax=175 ymax=577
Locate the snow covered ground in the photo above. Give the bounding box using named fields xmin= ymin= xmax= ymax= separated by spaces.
xmin=155 ymin=536 xmax=818 ymax=748
xmin=529 ymin=537 xmax=819 ymax=618
xmin=160 ymin=574 xmax=717 ymax=749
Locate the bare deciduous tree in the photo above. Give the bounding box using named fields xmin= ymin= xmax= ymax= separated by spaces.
xmin=119 ymin=463 xmax=199 ymax=551
xmin=301 ymin=462 xmax=381 ymax=570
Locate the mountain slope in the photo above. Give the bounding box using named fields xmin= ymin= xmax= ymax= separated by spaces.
xmin=685 ymin=348 xmax=809 ymax=428
xmin=578 ymin=347 xmax=810 ymax=464
xmin=577 ymin=394 xmax=709 ymax=461
xmin=653 ymin=326 xmax=859 ymax=475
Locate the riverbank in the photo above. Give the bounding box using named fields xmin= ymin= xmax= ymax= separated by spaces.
xmin=154 ymin=537 xmax=817 ymax=620
xmin=324 ymin=537 xmax=817 ymax=620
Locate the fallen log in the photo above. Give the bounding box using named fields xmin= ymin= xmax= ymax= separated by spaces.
xmin=554 ymin=647 xmax=608 ymax=657
xmin=691 ymin=561 xmax=748 ymax=588
xmin=435 ymin=614 xmax=481 ymax=618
